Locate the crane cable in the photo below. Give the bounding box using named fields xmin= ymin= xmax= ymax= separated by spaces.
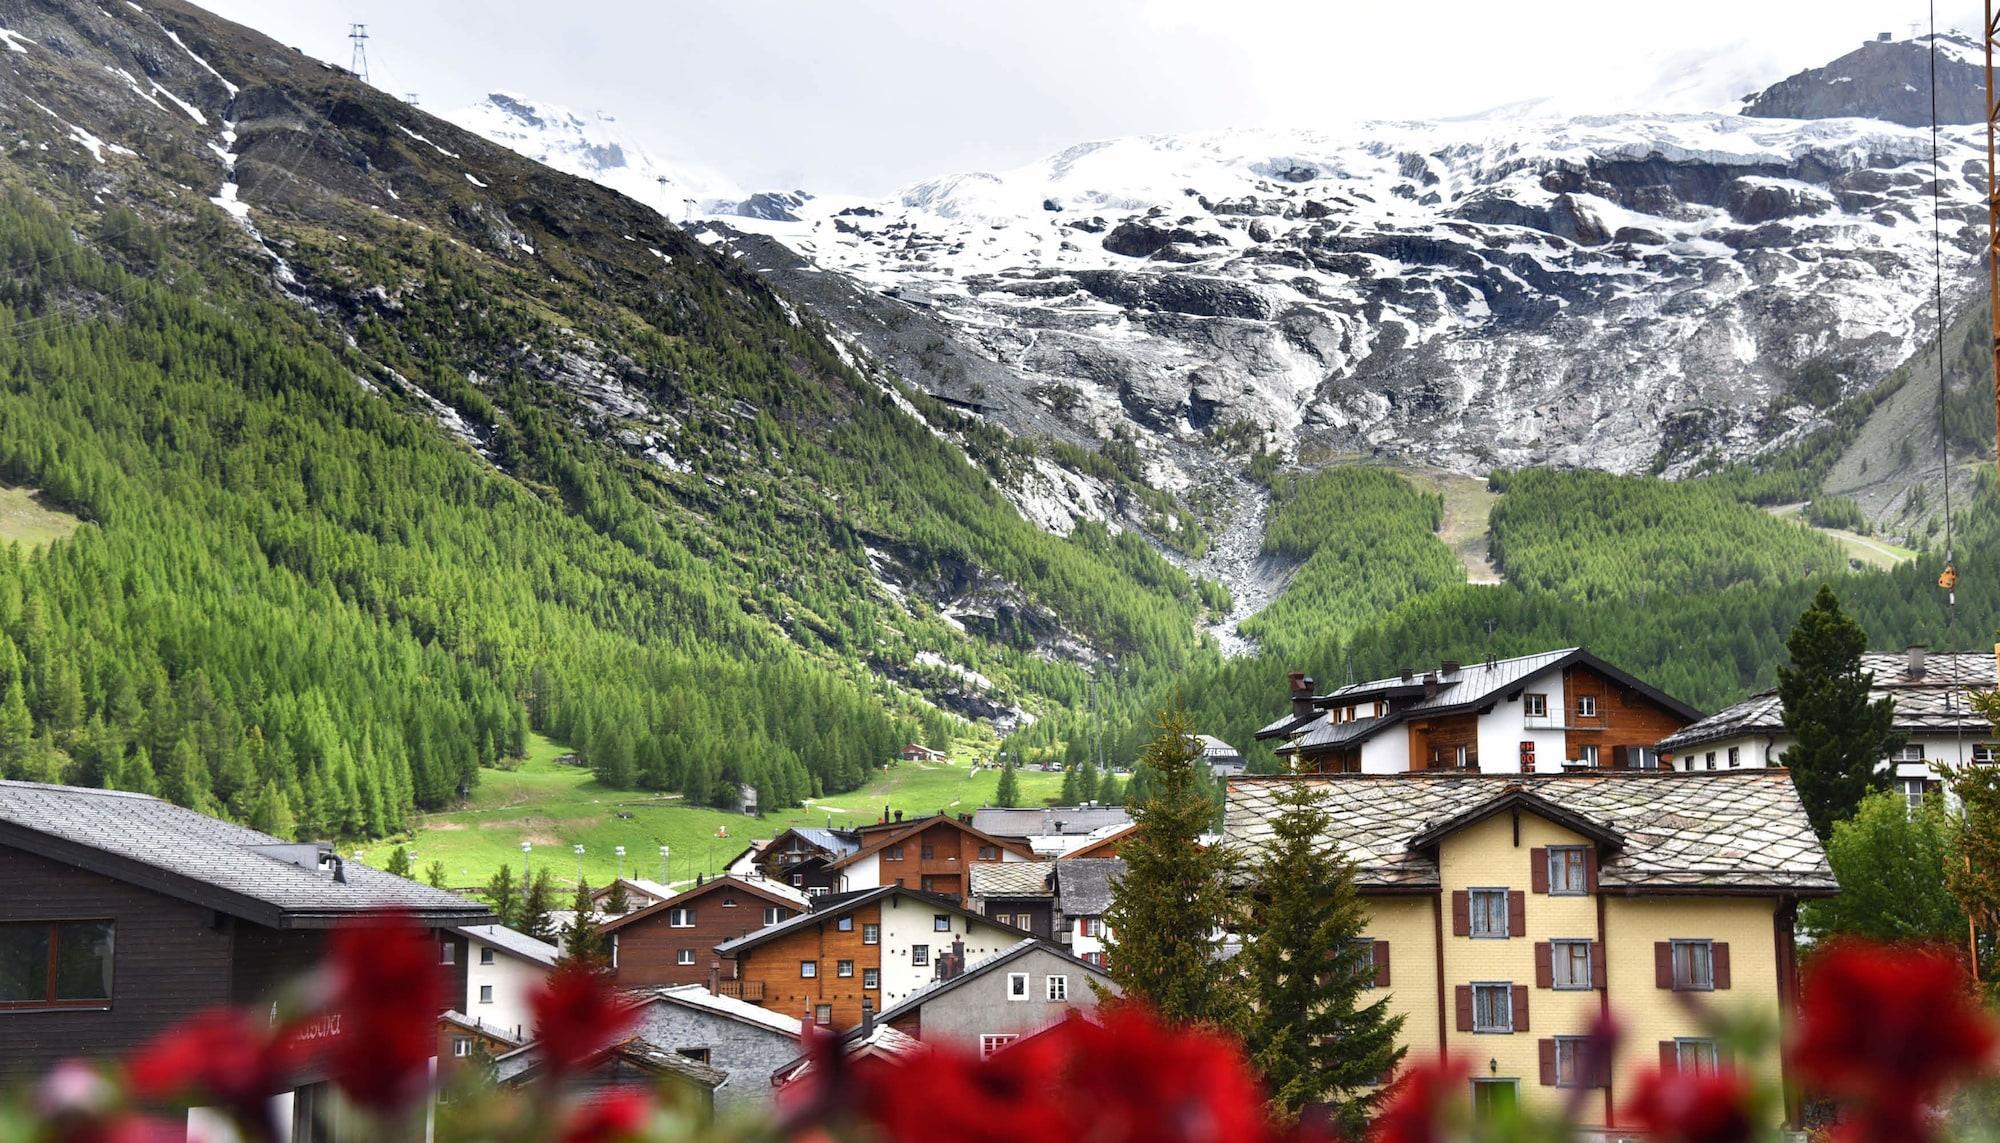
xmin=1931 ymin=0 xmax=1960 ymax=606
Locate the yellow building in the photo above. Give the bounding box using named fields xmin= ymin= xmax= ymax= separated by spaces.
xmin=1225 ymin=770 xmax=1833 ymax=1133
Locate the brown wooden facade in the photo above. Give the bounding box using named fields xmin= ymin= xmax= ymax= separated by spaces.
xmin=605 ymin=877 xmax=802 ymax=989
xmin=728 ymin=901 xmax=885 ymax=1029
xmin=1561 ymin=665 xmax=1688 ymax=768
xmin=834 ymin=816 xmax=1033 ymax=901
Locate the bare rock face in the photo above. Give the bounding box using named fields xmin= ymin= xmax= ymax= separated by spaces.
xmin=1741 ymin=33 xmax=1986 ymax=127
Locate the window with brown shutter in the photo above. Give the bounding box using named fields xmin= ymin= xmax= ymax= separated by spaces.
xmin=1512 ymin=984 xmax=1529 ymax=1032
xmin=1451 ymin=891 xmax=1470 ymax=937
xmin=1530 ymin=847 xmax=1548 ymax=894
xmin=1659 ymin=1041 xmax=1678 ymax=1073
xmin=1712 ymin=942 xmax=1731 ymax=989
xmin=1534 ymin=942 xmax=1553 ymax=989
xmin=1584 ymin=849 xmax=1599 ymax=892
xmin=1538 ymin=1038 xmax=1557 ymax=1086
xmin=1507 ymin=890 xmax=1526 ymax=937
xmin=1654 ymin=942 xmax=1674 ymax=989
xmin=1591 ymin=942 xmax=1606 ymax=991
xmin=1373 ymin=940 xmax=1391 ymax=988
xmin=1455 ymin=985 xmax=1473 ymax=1031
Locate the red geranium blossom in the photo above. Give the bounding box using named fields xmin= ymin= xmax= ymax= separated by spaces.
xmin=1367 ymin=1059 xmax=1468 ymax=1143
xmin=559 ymin=1089 xmax=653 ymax=1143
xmin=531 ymin=963 xmax=640 ymax=1078
xmin=323 ymin=913 xmax=448 ymax=1112
xmin=124 ymin=1007 xmax=306 ymax=1138
xmin=1791 ymin=940 xmax=1995 ymax=1141
xmin=854 ymin=1021 xmax=1074 ymax=1143
xmin=1622 ymin=1067 xmax=1756 ymax=1143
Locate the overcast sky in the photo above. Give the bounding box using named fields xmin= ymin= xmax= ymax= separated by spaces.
xmin=195 ymin=1 xmax=1985 ymax=195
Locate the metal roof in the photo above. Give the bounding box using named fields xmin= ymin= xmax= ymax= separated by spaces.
xmin=1659 ymin=652 xmax=2000 ymax=751
xmin=714 ymin=885 xmax=1033 ymax=957
xmin=1053 ymin=858 xmax=1126 ymax=916
xmin=1224 ymin=771 xmax=1834 ymax=895
xmin=969 ymin=806 xmax=1132 ymax=838
xmin=0 ymin=781 xmax=491 ymax=928
xmin=454 ymin=924 xmax=560 ymax=967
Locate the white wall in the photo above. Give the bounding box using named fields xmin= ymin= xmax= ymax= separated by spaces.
xmin=876 ymin=897 xmax=1019 ymax=1009
xmin=1360 ymin=731 xmax=1406 ymax=774
xmin=464 ymin=944 xmax=550 ymax=1042
xmin=1068 ymin=915 xmax=1109 ymax=963
xmin=838 ymin=853 xmax=880 ymax=893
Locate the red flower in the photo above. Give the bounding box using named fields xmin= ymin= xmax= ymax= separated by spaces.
xmin=1622 ymin=1068 xmax=1757 ymax=1143
xmin=855 ymin=1025 xmax=1072 ymax=1143
xmin=1367 ymin=1059 xmax=1468 ymax=1143
xmin=559 ymin=1089 xmax=653 ymax=1143
xmin=124 ymin=1007 xmax=305 ymax=1138
xmin=531 ymin=963 xmax=639 ymax=1078
xmin=36 ymin=1060 xmax=182 ymax=1143
xmin=323 ymin=913 xmax=447 ymax=1112
xmin=1791 ymin=940 xmax=1995 ymax=1141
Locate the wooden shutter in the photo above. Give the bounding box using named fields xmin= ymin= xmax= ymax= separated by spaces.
xmin=1373 ymin=940 xmax=1391 ymax=988
xmin=1507 ymin=890 xmax=1526 ymax=938
xmin=1611 ymin=745 xmax=1629 ymax=769
xmin=1538 ymin=1038 xmax=1557 ymax=1086
xmin=1590 ymin=942 xmax=1606 ymax=991
xmin=1455 ymin=985 xmax=1473 ymax=1032
xmin=1512 ymin=984 xmax=1530 ymax=1032
xmin=1659 ymin=1041 xmax=1678 ymax=1073
xmin=1530 ymin=847 xmax=1549 ymax=894
xmin=1451 ymin=891 xmax=1470 ymax=937
xmin=1655 ymin=941 xmax=1674 ymax=989
xmin=1584 ymin=849 xmax=1599 ymax=893
xmin=1713 ymin=942 xmax=1731 ymax=989
xmin=1534 ymin=941 xmax=1553 ymax=989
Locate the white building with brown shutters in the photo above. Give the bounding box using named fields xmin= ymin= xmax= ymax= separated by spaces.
xmin=1225 ymin=770 xmax=1833 ymax=1136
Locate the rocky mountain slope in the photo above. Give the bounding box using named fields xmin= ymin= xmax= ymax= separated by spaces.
xmin=1741 ymin=31 xmax=1986 ymax=126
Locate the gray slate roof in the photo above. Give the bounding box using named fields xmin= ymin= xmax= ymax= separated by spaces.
xmin=0 ymin=781 xmax=491 ymax=928
xmin=969 ymin=860 xmax=1054 ymax=899
xmin=642 ymin=984 xmax=803 ymax=1037
xmin=872 ymin=938 xmax=1113 ymax=1028
xmin=454 ymin=924 xmax=561 ymax=967
xmin=1659 ymin=652 xmax=1999 ymax=751
xmin=790 ymin=827 xmax=862 ymax=858
xmin=970 ymin=806 xmax=1132 ymax=838
xmin=1224 ymin=771 xmax=1834 ymax=895
xmin=1054 ymin=858 xmax=1126 ymax=916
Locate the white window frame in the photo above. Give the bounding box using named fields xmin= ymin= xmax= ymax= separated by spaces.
xmin=1522 ymin=693 xmax=1548 ymax=718
xmin=1890 ymin=743 xmax=1926 ymax=763
xmin=668 ymin=907 xmax=694 ymax=928
xmin=676 ymin=949 xmax=695 ymax=966
xmin=1554 ymin=1036 xmax=1589 ymax=1087
xmin=837 ymin=960 xmax=854 ymax=978
xmin=764 ymin=906 xmax=783 ymax=926
xmin=933 ymin=915 xmax=952 ymax=932
xmin=815 ymin=1004 xmax=832 ymax=1026
xmin=912 ymin=944 xmax=930 ymax=967
xmin=979 ymin=1034 xmax=1017 ymax=1059
xmin=1675 ymin=1038 xmax=1720 ymax=1075
xmin=1468 ymin=888 xmax=1509 ymax=939
xmin=862 ymin=923 xmax=880 ymax=945
xmin=800 ymin=960 xmax=818 ymax=979
xmin=453 ymin=1037 xmax=472 ymax=1058
xmin=478 ymin=984 xmax=494 ymax=1004
xmin=862 ymin=968 xmax=880 ymax=989
xmin=1046 ymin=974 xmax=1068 ymax=1001
xmin=1577 ymin=744 xmax=1600 ymax=768
xmin=836 ymin=915 xmax=854 ymax=932
xmin=439 ymin=942 xmax=456 ymax=966
xmin=1471 ymin=982 xmax=1513 ymax=1033
xmin=1902 ymin=777 xmax=1929 ymax=810
xmin=1550 ymin=939 xmax=1592 ymax=990
xmin=1726 ymin=746 xmax=1740 ymax=768
xmin=1082 ymin=917 xmax=1105 ymax=938
xmin=479 ymin=947 xmax=495 ymax=966
xmin=1576 ymin=695 xmax=1598 ymax=719
xmin=1973 ymin=744 xmax=2000 ymax=765
xmin=1007 ymin=972 xmax=1030 ymax=1001
xmin=1671 ymin=939 xmax=1714 ymax=991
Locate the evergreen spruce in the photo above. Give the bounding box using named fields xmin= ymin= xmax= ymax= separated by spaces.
xmin=248 ymin=780 xmax=297 ymax=839
xmin=1237 ymin=776 xmax=1404 ymax=1128
xmin=519 ymin=869 xmax=559 ymax=943
xmin=0 ymin=682 xmax=33 ymax=779
xmin=994 ymin=757 xmax=1021 ymax=808
xmin=560 ymin=878 xmax=611 ymax=968
xmin=1099 ymin=701 xmax=1238 ymax=1026
xmin=483 ymin=863 xmax=521 ymax=928
xmin=1060 ymin=762 xmax=1082 ymax=805
xmin=1778 ymin=586 xmax=1900 ymax=838
xmin=384 ymin=845 xmax=414 ymax=879
xmin=603 ymin=878 xmax=632 ymax=915
xmin=425 ymin=860 xmax=450 ymax=889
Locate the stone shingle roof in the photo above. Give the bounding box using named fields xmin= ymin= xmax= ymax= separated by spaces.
xmin=969 ymin=860 xmax=1054 ymax=898
xmin=1053 ymin=858 xmax=1126 ymax=916
xmin=644 ymin=984 xmax=803 ymax=1037
xmin=970 ymin=806 xmax=1132 ymax=838
xmin=1659 ymin=652 xmax=1999 ymax=751
xmin=0 ymin=781 xmax=491 ymax=928
xmin=1224 ymin=771 xmax=1834 ymax=895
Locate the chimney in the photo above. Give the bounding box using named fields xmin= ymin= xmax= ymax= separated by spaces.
xmin=1424 ymin=673 xmax=1439 ymax=699
xmin=1908 ymin=645 xmax=1929 ymax=678
xmin=707 ymin=961 xmax=720 ymax=996
xmin=1289 ymin=673 xmax=1315 ymax=719
xmin=894 ymin=810 xmax=904 ymax=824
xmin=1440 ymin=659 xmax=1460 ymax=676
xmin=882 ymin=804 xmax=891 ymax=825
xmin=861 ymin=996 xmax=876 ymax=1037
xmin=1399 ymin=667 xmax=1415 ymax=682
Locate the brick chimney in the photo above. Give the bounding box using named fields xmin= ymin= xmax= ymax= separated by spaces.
xmin=935 ymin=937 xmax=967 ymax=982
xmin=1399 ymin=667 xmax=1415 ymax=682
xmin=1289 ymin=673 xmax=1315 ymax=720
xmin=707 ymin=960 xmax=721 ymax=996
xmin=1908 ymin=645 xmax=1929 ymax=679
xmin=1440 ymin=659 xmax=1461 ymax=676
xmin=1424 ymin=673 xmax=1439 ymax=699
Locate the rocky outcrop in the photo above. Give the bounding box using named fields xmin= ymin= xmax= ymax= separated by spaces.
xmin=1741 ymin=34 xmax=1986 ymax=126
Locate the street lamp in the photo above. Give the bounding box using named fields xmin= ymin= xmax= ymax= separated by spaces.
xmin=659 ymin=845 xmax=670 ymax=884
xmin=521 ymin=841 xmax=532 ymax=882
xmin=614 ymin=845 xmax=626 ymax=883
xmin=573 ymin=843 xmax=586 ymax=884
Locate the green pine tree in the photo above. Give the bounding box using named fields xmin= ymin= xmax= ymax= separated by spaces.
xmin=0 ymin=682 xmax=36 ymax=779
xmin=560 ymin=878 xmax=611 ymax=969
xmin=385 ymin=844 xmax=414 ymax=879
xmin=1099 ymin=700 xmax=1238 ymax=1027
xmin=158 ymin=737 xmax=214 ymax=813
xmin=603 ymin=878 xmax=632 ymax=915
xmin=994 ymin=757 xmax=1021 ymax=808
xmin=519 ymin=868 xmax=559 ymax=943
xmin=1777 ymin=586 xmax=1900 ymax=838
xmin=483 ymin=863 xmax=520 ymax=928
xmin=425 ymin=860 xmax=450 ymax=889
xmin=1236 ymin=777 xmax=1405 ymax=1129
xmin=1060 ymin=762 xmax=1082 ymax=804
xmin=248 ymin=779 xmax=298 ymax=839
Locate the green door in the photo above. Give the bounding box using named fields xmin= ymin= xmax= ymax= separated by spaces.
xmin=1471 ymin=1079 xmax=1519 ymax=1124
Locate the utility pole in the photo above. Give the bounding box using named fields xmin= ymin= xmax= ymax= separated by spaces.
xmin=347 ymin=23 xmax=370 ymax=85
xmin=1984 ymin=0 xmax=2000 ymax=483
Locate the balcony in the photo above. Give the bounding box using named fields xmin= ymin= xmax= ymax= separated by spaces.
xmin=715 ymin=979 xmax=766 ymax=1002
xmin=1522 ymin=712 xmax=1606 ymax=732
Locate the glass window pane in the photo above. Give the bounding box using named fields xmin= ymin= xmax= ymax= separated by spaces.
xmin=0 ymin=925 xmax=51 ymax=1002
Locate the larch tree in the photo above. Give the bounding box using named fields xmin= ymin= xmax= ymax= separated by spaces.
xmin=425 ymin=860 xmax=450 ymax=889
xmin=994 ymin=757 xmax=1021 ymax=808
xmin=483 ymin=863 xmax=520 ymax=928
xmin=1236 ymin=775 xmax=1404 ymax=1129
xmin=1099 ymin=700 xmax=1239 ymax=1027
xmin=1778 ymin=586 xmax=1899 ymax=838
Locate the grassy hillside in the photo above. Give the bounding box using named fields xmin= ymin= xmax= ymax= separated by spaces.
xmin=0 ymin=486 xmax=79 ymax=549
xmin=358 ymin=733 xmax=1069 ymax=889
